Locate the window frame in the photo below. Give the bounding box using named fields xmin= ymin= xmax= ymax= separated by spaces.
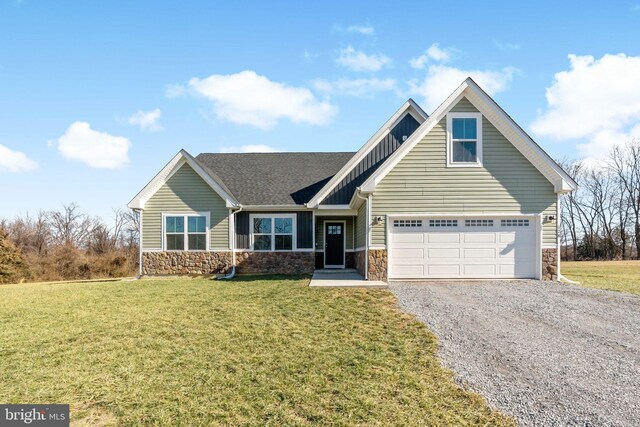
xmin=162 ymin=212 xmax=210 ymax=252
xmin=446 ymin=112 xmax=483 ymax=168
xmin=249 ymin=213 xmax=297 ymax=252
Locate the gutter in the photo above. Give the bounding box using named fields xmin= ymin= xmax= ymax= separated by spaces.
xmin=220 ymin=205 xmax=243 ymax=280
xmin=133 ymin=208 xmax=143 ymax=279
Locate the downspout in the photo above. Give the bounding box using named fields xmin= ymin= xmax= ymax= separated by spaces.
xmin=220 ymin=205 xmax=243 ymax=279
xmin=355 ymin=189 xmax=369 ymax=279
xmin=135 ymin=208 xmax=143 ymax=278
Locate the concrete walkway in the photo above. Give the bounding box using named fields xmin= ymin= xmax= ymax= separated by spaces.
xmin=309 ymin=269 xmax=387 ymax=288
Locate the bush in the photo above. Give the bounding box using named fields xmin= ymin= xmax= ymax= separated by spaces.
xmin=0 ymin=227 xmax=30 ymax=284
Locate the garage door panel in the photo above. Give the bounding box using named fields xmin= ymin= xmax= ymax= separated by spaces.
xmin=392 ymin=248 xmax=424 ymax=259
xmin=427 ymin=264 xmax=461 ymax=276
xmin=428 ymin=248 xmax=460 ymax=258
xmin=428 ymin=233 xmax=460 ymax=243
xmin=393 ymin=233 xmax=424 ymax=243
xmin=392 ymin=265 xmax=424 ymax=277
xmin=464 ymin=248 xmax=496 ymax=258
xmin=464 ymin=233 xmax=496 ymax=244
xmin=463 ymin=264 xmax=496 ymax=276
xmin=390 ymin=216 xmax=537 ymax=279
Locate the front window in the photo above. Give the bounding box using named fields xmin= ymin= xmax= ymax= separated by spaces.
xmin=447 ymin=113 xmax=482 ymax=166
xmin=251 ymin=215 xmax=295 ymax=251
xmin=164 ymin=214 xmax=208 ymax=251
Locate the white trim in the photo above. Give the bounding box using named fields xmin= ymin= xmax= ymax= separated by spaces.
xmin=241 ymin=205 xmax=307 ymax=211
xmin=307 ymin=99 xmax=428 ymax=208
xmin=446 ymin=112 xmax=483 ymax=168
xmin=323 ymin=220 xmax=347 ymax=268
xmin=315 ymin=209 xmax=358 ymax=216
xmin=317 ymin=204 xmax=352 ymax=210
xmin=360 ymin=78 xmax=576 ymax=193
xmin=128 ymin=149 xmax=239 ymax=210
xmin=248 ymin=213 xmax=297 ymax=252
xmin=228 ymin=208 xmax=234 ymax=251
xmin=355 ymin=246 xmax=367 ymax=252
xmin=369 ymin=245 xmax=387 ymax=250
xmin=161 ymin=212 xmax=211 ymax=252
xmin=384 ymin=212 xmax=539 ymax=218
xmin=537 ymin=214 xmax=543 ymax=280
xmin=138 ymin=209 xmax=142 ymax=276
xmin=557 ymin=193 xmax=561 ymax=277
xmin=312 ymin=210 xmax=316 ymax=252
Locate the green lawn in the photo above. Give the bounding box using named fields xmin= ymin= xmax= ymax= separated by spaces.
xmin=563 ymin=260 xmax=640 ymax=295
xmin=0 ymin=276 xmax=511 ymax=426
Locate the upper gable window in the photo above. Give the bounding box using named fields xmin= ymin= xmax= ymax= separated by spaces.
xmin=446 ymin=112 xmax=483 ymax=167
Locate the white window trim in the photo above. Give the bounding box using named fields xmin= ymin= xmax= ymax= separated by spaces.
xmin=249 ymin=213 xmax=297 ymax=252
xmin=161 ymin=212 xmax=211 ymax=252
xmin=446 ymin=112 xmax=483 ymax=168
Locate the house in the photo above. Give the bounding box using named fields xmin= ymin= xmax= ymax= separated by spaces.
xmin=128 ymin=78 xmax=576 ymax=282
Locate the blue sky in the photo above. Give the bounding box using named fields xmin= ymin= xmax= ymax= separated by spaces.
xmin=2 ymin=1 xmax=640 ymax=221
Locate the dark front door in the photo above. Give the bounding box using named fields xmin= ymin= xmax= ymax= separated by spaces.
xmin=325 ymin=222 xmax=345 ymax=267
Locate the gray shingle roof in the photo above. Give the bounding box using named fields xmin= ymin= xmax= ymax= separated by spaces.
xmin=195 ymin=152 xmax=356 ymax=206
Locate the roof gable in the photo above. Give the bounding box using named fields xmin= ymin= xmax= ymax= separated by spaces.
xmin=359 ymin=78 xmax=577 ymax=195
xmin=128 ymin=150 xmax=239 ymax=210
xmin=307 ymin=99 xmax=428 ymax=207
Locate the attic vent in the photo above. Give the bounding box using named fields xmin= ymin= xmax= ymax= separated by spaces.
xmin=402 ymin=135 xmax=408 ymax=142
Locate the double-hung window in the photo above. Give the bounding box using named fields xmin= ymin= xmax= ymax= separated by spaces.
xmin=447 ymin=112 xmax=483 ymax=167
xmin=250 ymin=214 xmax=295 ymax=251
xmin=164 ymin=213 xmax=208 ymax=251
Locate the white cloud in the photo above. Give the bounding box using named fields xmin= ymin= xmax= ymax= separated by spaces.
xmin=52 ymin=122 xmax=131 ymax=169
xmin=409 ymin=43 xmax=454 ymax=69
xmin=302 ymin=50 xmax=319 ymax=63
xmin=128 ymin=108 xmax=163 ymax=131
xmin=0 ymin=144 xmax=37 ymax=172
xmin=186 ymin=70 xmax=337 ymax=129
xmin=220 ymin=144 xmax=279 ymax=153
xmin=410 ymin=65 xmax=517 ymax=112
xmin=347 ymin=24 xmax=374 ymax=35
xmin=335 ymin=46 xmax=391 ymax=72
xmin=165 ymin=84 xmax=185 ymax=98
xmin=312 ymin=77 xmax=397 ymax=97
xmin=494 ymin=40 xmax=521 ymax=51
xmin=531 ymin=54 xmax=640 ymax=161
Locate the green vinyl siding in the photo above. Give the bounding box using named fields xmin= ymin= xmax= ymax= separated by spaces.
xmin=142 ymin=163 xmax=229 ymax=250
xmin=315 ymin=216 xmax=354 ymax=251
xmin=371 ymin=96 xmax=557 ymax=247
xmin=355 ymin=202 xmax=367 ymax=249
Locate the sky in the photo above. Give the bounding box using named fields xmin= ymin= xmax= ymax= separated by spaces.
xmin=1 ymin=0 xmax=640 ymax=222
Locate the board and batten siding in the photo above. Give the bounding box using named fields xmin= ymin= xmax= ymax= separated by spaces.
xmin=315 ymin=216 xmax=354 ymax=251
xmin=142 ymin=163 xmax=229 ymax=250
xmin=355 ymin=202 xmax=367 ymax=249
xmin=371 ymin=96 xmax=557 ymax=247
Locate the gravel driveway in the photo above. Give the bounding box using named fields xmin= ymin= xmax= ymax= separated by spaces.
xmin=390 ymin=280 xmax=640 ymax=427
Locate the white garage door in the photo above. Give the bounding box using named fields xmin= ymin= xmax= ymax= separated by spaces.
xmin=389 ymin=217 xmax=537 ymax=279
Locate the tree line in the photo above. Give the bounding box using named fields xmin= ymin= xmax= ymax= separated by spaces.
xmin=560 ymin=139 xmax=640 ymax=261
xmin=0 ymin=203 xmax=139 ymax=284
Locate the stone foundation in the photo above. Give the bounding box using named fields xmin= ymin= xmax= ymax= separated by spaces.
xmin=235 ymin=251 xmax=314 ymax=275
xmin=542 ymin=248 xmax=558 ymax=281
xmin=142 ymin=251 xmax=232 ymax=275
xmin=354 ymin=250 xmax=366 ymax=277
xmin=368 ymin=249 xmax=387 ymax=281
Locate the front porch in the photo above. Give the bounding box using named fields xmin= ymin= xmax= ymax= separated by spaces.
xmin=309 ymin=268 xmax=387 ymax=288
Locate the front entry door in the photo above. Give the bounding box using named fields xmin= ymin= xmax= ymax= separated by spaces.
xmin=325 ymin=222 xmax=345 ymax=268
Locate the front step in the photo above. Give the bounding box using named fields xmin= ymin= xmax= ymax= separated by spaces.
xmin=314 ymin=268 xmax=358 ymax=274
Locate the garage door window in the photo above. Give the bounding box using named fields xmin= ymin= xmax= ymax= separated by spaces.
xmin=501 ymin=219 xmax=530 ymax=227
xmin=465 ymin=219 xmax=494 ymax=227
xmin=394 ymin=219 xmax=423 ymax=228
xmin=429 ymin=219 xmax=458 ymax=227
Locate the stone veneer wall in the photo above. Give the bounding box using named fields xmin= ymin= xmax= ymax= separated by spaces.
xmin=235 ymin=252 xmax=314 ymax=275
xmin=354 ymin=250 xmax=366 ymax=277
xmin=542 ymin=248 xmax=558 ymax=281
xmin=142 ymin=252 xmax=232 ymax=275
xmin=368 ymin=249 xmax=387 ymax=281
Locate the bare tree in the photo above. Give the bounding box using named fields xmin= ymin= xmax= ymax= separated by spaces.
xmin=609 ymin=139 xmax=640 ymax=259
xmin=47 ymin=203 xmax=99 ymax=249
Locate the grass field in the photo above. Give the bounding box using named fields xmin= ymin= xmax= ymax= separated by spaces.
xmin=562 ymin=260 xmax=640 ymax=295
xmin=0 ymin=276 xmax=512 ymax=426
